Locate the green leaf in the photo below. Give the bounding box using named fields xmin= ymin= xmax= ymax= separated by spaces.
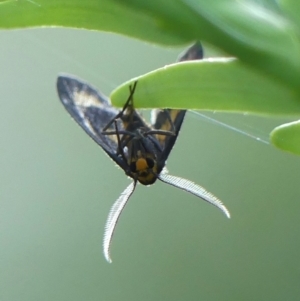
xmin=1 ymin=0 xmax=300 ymax=94
xmin=0 ymin=0 xmax=188 ymax=45
xmin=280 ymin=0 xmax=300 ymax=29
xmin=110 ymin=58 xmax=300 ymax=115
xmin=271 ymin=120 xmax=300 ymax=155
xmin=181 ymin=0 xmax=300 ymax=91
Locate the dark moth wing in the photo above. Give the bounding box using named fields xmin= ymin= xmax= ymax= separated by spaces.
xmin=151 ymin=43 xmax=204 ymax=165
xmin=57 ymin=75 xmax=128 ymax=171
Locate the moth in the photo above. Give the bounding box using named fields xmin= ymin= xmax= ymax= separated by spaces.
xmin=57 ymin=43 xmax=230 ymax=263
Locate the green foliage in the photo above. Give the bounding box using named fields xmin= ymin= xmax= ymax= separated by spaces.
xmin=111 ymin=58 xmax=300 ymax=115
xmin=271 ymin=121 xmax=300 ymax=155
xmin=1 ymin=0 xmax=300 ymax=154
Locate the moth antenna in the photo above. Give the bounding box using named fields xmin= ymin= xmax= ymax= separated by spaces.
xmin=158 ymin=170 xmax=230 ymax=218
xmin=103 ymin=181 xmax=137 ymax=263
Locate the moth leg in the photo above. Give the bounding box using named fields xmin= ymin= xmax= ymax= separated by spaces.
xmin=113 ymin=120 xmax=128 ymax=164
xmin=101 ymin=128 xmax=136 ymax=157
xmin=102 ymin=130 xmax=136 ymax=136
xmin=144 ymin=129 xmax=175 ymax=137
xmin=164 ymin=109 xmax=176 ymax=133
xmin=102 ymin=81 xmax=138 ymax=132
xmin=116 ymin=134 xmax=135 ymax=157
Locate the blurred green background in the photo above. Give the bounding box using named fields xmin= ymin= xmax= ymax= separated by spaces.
xmin=1 ymin=29 xmax=300 ymax=301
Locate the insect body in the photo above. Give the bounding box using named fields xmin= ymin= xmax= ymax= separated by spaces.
xmin=57 ymin=43 xmax=230 ymax=263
